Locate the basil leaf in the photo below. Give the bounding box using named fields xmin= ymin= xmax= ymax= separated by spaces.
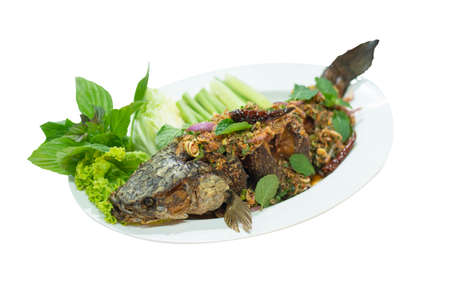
xmin=57 ymin=143 xmax=110 ymax=175
xmin=75 ymin=77 xmax=113 ymax=119
xmin=40 ymin=119 xmax=74 ymax=141
xmin=315 ymin=77 xmax=338 ymax=100
xmin=215 ymin=119 xmax=251 ymax=135
xmin=105 ymin=101 xmax=144 ymax=137
xmin=255 ymin=174 xmax=280 ymax=208
xmin=289 ymin=153 xmax=315 ymax=176
xmin=27 ymin=137 xmax=83 ymax=175
xmin=332 ymin=110 xmax=352 ymax=142
xmin=89 ymin=132 xmax=123 ymax=147
xmin=290 ymin=84 xmax=318 ymax=101
xmin=134 ymin=65 xmax=149 ymax=101
xmin=155 ymin=124 xmax=184 ymax=150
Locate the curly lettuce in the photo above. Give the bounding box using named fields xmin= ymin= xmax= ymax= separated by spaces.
xmin=74 ymin=147 xmax=148 ymax=223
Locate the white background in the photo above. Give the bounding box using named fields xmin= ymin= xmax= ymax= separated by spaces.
xmin=1 ymin=1 xmax=449 ymax=299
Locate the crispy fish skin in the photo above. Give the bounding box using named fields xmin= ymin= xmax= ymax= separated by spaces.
xmin=322 ymin=40 xmax=379 ymax=96
xmin=109 ymin=143 xmax=251 ymax=231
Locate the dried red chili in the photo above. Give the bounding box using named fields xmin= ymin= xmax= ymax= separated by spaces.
xmin=319 ymin=132 xmax=356 ymax=176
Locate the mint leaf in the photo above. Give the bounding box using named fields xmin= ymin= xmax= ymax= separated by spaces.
xmin=215 ymin=119 xmax=251 ymax=135
xmin=289 ymin=153 xmax=315 ymax=176
xmin=134 ymin=65 xmax=149 ymax=101
xmin=290 ymin=84 xmax=318 ymax=101
xmin=155 ymin=124 xmax=184 ymax=150
xmin=315 ymin=77 xmax=352 ymax=108
xmin=332 ymin=110 xmax=352 ymax=142
xmin=255 ymin=174 xmax=280 ymax=208
xmin=40 ymin=119 xmax=74 ymax=141
xmin=315 ymin=77 xmax=338 ymax=99
xmin=335 ymin=97 xmax=352 ymax=108
xmin=75 ymin=77 xmax=113 ymax=119
xmin=28 ymin=137 xmax=82 ymax=175
xmin=105 ymin=101 xmax=144 ymax=137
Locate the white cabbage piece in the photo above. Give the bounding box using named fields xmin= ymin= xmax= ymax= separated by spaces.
xmin=131 ymin=89 xmax=183 ymax=156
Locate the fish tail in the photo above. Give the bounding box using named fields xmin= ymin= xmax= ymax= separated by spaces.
xmin=322 ymin=40 xmax=379 ymax=96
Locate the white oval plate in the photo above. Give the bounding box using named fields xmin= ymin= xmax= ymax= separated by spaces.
xmin=69 ymin=63 xmax=393 ymax=243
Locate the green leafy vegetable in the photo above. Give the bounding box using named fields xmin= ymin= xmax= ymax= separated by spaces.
xmin=75 ymin=77 xmax=113 ymax=119
xmin=105 ymin=101 xmax=144 ymax=137
xmin=131 ymin=89 xmax=183 ymax=156
xmin=290 ymin=84 xmax=318 ymax=101
xmin=315 ymin=77 xmax=351 ymax=108
xmin=289 ymin=153 xmax=315 ymax=176
xmin=315 ymin=77 xmax=338 ymax=99
xmin=214 ymin=119 xmax=252 ymax=135
xmin=335 ymin=97 xmax=351 ymax=108
xmin=56 ymin=143 xmax=110 ymax=175
xmin=134 ymin=66 xmax=149 ymax=101
xmin=74 ymin=147 xmax=149 ymax=223
xmin=40 ymin=119 xmax=74 ymax=141
xmin=28 ymin=137 xmax=82 ymax=175
xmin=332 ymin=110 xmax=352 ymax=142
xmin=255 ymin=174 xmax=280 ymax=208
xmin=155 ymin=124 xmax=184 ymax=150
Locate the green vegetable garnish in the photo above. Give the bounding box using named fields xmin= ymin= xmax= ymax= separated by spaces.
xmin=134 ymin=65 xmax=149 ymax=101
xmin=29 ymin=72 xmax=150 ymax=223
xmin=332 ymin=110 xmax=352 ymax=142
xmin=215 ymin=119 xmax=252 ymax=135
xmin=75 ymin=77 xmax=113 ymax=119
xmin=289 ymin=84 xmax=318 ymax=101
xmin=255 ymin=174 xmax=280 ymax=208
xmin=314 ymin=77 xmax=351 ymax=108
xmin=105 ymin=101 xmax=144 ymax=138
xmin=132 ymin=89 xmax=183 ymax=155
xmin=289 ymin=153 xmax=315 ymax=176
xmin=74 ymin=147 xmax=148 ymax=223
xmin=155 ymin=124 xmax=184 ymax=150
xmin=223 ymin=74 xmax=272 ymax=109
xmin=40 ymin=119 xmax=74 ymax=142
xmin=210 ymin=79 xmax=246 ymax=111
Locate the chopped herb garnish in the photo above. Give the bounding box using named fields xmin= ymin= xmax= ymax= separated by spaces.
xmin=255 ymin=174 xmax=280 ymax=208
xmin=155 ymin=124 xmax=184 ymax=150
xmin=218 ymin=145 xmax=226 ymax=154
xmin=332 ymin=110 xmax=352 ymax=142
xmin=275 ymin=188 xmax=289 ymax=203
xmin=289 ymin=153 xmax=315 ymax=176
xmin=290 ymin=84 xmax=318 ymax=101
xmin=241 ymin=144 xmax=251 ymax=156
xmin=315 ymin=77 xmax=351 ymax=108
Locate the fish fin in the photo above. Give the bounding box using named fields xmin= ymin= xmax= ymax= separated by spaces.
xmin=322 ymin=40 xmax=379 ymax=96
xmin=224 ymin=193 xmax=252 ymax=233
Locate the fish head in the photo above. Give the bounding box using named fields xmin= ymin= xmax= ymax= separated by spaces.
xmin=109 ymin=144 xmax=230 ymax=224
